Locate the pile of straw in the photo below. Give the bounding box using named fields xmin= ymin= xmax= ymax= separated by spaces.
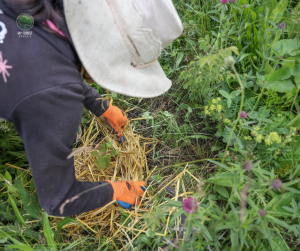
xmin=51 ymin=112 xmax=201 ymax=250
xmin=51 ymin=114 xmax=157 ymax=247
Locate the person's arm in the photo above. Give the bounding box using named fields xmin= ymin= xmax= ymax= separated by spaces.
xmin=80 ymin=80 xmax=109 ymax=116
xmin=10 ymin=83 xmax=113 ymax=216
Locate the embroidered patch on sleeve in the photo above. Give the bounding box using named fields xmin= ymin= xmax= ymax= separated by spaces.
xmin=0 ymin=51 xmax=12 ymax=83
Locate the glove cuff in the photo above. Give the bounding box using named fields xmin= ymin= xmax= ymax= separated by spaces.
xmin=102 ymin=103 xmax=112 ymax=118
xmin=106 ymin=180 xmax=123 ymax=201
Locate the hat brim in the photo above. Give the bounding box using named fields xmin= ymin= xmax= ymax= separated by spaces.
xmin=64 ymin=0 xmax=172 ymax=98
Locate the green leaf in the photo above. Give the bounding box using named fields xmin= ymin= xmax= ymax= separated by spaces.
xmin=285 ymin=113 xmax=300 ymax=130
xmin=151 ymin=175 xmax=163 ymax=182
xmin=96 ymin=158 xmax=107 ymax=171
xmin=56 ymin=217 xmax=79 ymax=238
xmin=214 ymin=185 xmax=229 ymax=198
xmin=99 ymin=144 xmax=107 ymax=153
xmin=295 ymin=75 xmax=300 ymax=88
xmin=230 ymin=230 xmax=239 ymax=251
xmin=6 ymin=245 xmax=35 ymax=251
xmin=219 ymin=90 xmax=230 ymax=99
xmin=271 ymin=236 xmax=290 ymax=251
xmin=146 ymin=228 xmax=155 ymax=238
xmin=105 ymin=142 xmax=112 ymax=149
xmin=265 ymin=80 xmax=294 ymax=93
xmin=176 ymin=52 xmax=184 ymax=67
xmin=267 ymin=67 xmax=291 ymax=82
xmin=206 ymin=159 xmax=230 ymax=171
xmin=268 ymin=192 xmax=295 ymax=213
xmin=227 ymin=98 xmax=232 ymax=108
xmin=238 ymin=53 xmax=250 ymax=62
xmin=14 ymin=179 xmax=42 ymax=219
xmin=8 ymin=194 xmax=27 ymax=227
xmin=273 ymin=38 xmax=300 ymax=55
xmin=91 ymin=151 xmax=98 ymax=157
xmin=164 ymin=197 xmax=183 ymax=207
xmin=4 ymin=171 xmax=12 ymax=183
xmin=184 ymin=219 xmax=193 ymax=239
xmin=43 ymin=212 xmax=57 ymax=251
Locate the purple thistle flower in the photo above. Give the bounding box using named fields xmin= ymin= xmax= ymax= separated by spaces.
xmin=183 ymin=197 xmax=198 ymax=214
xmin=242 ymin=161 xmax=252 ymax=170
xmin=240 ymin=111 xmax=248 ymax=118
xmin=258 ymin=209 xmax=267 ymax=217
xmin=272 ymin=179 xmax=282 ymax=189
xmin=243 ymin=4 xmax=247 ymax=8
xmin=278 ymin=22 xmax=286 ymax=29
xmin=220 ymin=0 xmax=229 ymax=3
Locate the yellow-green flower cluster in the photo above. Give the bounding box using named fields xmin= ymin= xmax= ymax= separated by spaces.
xmin=224 ymin=118 xmax=231 ymax=124
xmin=204 ymin=98 xmax=223 ymax=115
xmin=244 ymin=136 xmax=252 ymax=141
xmin=255 ymin=134 xmax=264 ymax=142
xmin=265 ymin=132 xmax=281 ymax=145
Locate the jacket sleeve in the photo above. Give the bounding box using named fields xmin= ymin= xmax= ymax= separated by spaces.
xmin=10 ymin=83 xmax=113 ymax=216
xmin=80 ymin=81 xmax=109 ymax=116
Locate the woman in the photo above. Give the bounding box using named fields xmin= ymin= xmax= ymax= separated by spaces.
xmin=0 ymin=0 xmax=147 ymax=216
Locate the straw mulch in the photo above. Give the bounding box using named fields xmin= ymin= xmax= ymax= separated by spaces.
xmin=50 ymin=113 xmax=200 ymax=250
xmin=50 ymin=115 xmax=157 ymax=247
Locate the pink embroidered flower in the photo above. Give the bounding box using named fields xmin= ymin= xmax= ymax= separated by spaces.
xmin=220 ymin=0 xmax=229 ymax=3
xmin=240 ymin=111 xmax=248 ymax=118
xmin=0 ymin=51 xmax=12 ymax=83
xmin=183 ymin=197 xmax=198 ymax=214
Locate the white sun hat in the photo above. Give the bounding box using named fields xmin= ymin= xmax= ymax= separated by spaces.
xmin=64 ymin=0 xmax=183 ymax=98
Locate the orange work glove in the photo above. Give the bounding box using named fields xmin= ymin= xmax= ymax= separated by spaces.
xmin=106 ymin=180 xmax=147 ymax=209
xmin=102 ymin=104 xmax=127 ymax=142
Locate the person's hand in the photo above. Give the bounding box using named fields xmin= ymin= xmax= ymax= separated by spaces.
xmin=102 ymin=104 xmax=127 ymax=142
xmin=106 ymin=180 xmax=147 ymax=209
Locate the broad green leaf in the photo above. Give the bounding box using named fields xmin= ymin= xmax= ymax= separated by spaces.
xmin=184 ymin=219 xmax=193 ymax=239
xmin=91 ymin=151 xmax=98 ymax=157
xmin=273 ymin=38 xmax=300 ymax=55
xmin=227 ymin=98 xmax=232 ymax=108
xmin=219 ymin=90 xmax=230 ymax=99
xmin=8 ymin=194 xmax=27 ymax=227
xmin=214 ymin=185 xmax=229 ymax=198
xmin=265 ymin=80 xmax=294 ymax=93
xmin=176 ymin=52 xmax=184 ymax=67
xmin=238 ymin=53 xmax=250 ymax=62
xmin=283 ymin=57 xmax=295 ymax=69
xmin=43 ymin=212 xmax=57 ymax=251
xmin=267 ymin=67 xmax=291 ymax=82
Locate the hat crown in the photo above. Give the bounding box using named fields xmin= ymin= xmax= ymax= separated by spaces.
xmin=107 ymin=0 xmax=183 ymax=67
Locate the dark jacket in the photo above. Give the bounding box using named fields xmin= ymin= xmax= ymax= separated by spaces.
xmin=0 ymin=1 xmax=114 ymax=216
